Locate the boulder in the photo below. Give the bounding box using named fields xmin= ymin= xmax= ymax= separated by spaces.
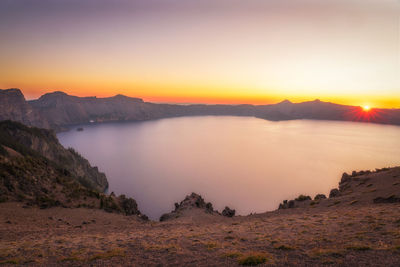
xmin=222 ymin=206 xmax=236 ymax=217
xmin=329 ymin=189 xmax=340 ymax=198
xmin=118 ymin=194 xmax=140 ymax=216
xmin=314 ymin=194 xmax=327 ymax=200
xmin=295 ymin=195 xmax=311 ymax=201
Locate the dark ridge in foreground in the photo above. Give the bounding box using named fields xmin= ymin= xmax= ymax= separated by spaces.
xmin=1 ymin=88 xmax=400 ymax=131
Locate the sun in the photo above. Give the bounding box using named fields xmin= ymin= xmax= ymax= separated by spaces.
xmin=362 ymin=105 xmax=371 ymax=111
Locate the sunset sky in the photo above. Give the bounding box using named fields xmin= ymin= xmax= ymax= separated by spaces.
xmin=0 ymin=0 xmax=399 ymax=108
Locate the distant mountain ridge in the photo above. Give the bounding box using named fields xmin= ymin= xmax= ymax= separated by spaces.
xmin=1 ymin=88 xmax=400 ymax=130
xmin=0 ymin=89 xmax=50 ymax=129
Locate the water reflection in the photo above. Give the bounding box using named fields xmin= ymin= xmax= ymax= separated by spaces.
xmin=58 ymin=117 xmax=400 ymax=219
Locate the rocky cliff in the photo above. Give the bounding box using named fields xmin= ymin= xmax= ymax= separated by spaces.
xmin=1 ymin=88 xmax=400 ymax=130
xmin=0 ymin=120 xmax=146 ymax=218
xmin=29 ymin=91 xmax=148 ymax=126
xmin=0 ymin=89 xmax=50 ymax=129
xmin=0 ymin=120 xmax=108 ymax=192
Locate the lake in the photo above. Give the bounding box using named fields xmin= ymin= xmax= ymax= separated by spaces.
xmin=57 ymin=116 xmax=400 ymax=220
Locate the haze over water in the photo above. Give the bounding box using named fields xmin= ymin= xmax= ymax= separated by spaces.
xmin=58 ymin=116 xmax=400 ymax=220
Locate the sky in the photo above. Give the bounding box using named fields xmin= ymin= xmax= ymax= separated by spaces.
xmin=0 ymin=0 xmax=399 ymax=107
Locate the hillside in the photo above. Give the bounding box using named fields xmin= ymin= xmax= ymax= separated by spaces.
xmin=1 ymin=88 xmax=400 ymax=130
xmin=0 ymin=120 xmax=147 ymax=219
xmin=1 ymin=167 xmax=400 ymax=266
xmin=0 ymin=89 xmax=50 ymax=129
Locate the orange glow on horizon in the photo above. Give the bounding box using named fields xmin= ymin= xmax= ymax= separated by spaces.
xmin=0 ymin=0 xmax=398 ymax=110
xmin=12 ymin=85 xmax=399 ymax=109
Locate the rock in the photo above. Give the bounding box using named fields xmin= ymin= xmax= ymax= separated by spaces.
xmin=340 ymin=172 xmax=351 ymax=184
xmin=278 ymin=200 xmax=288 ymax=209
xmin=174 ymin=193 xmax=213 ymax=212
xmin=0 ymin=120 xmax=108 ymax=193
xmin=160 ymin=213 xmax=175 ymax=222
xmin=159 ymin=192 xmax=224 ymax=221
xmin=295 ymin=195 xmax=312 ymax=201
xmin=329 ymin=189 xmax=340 ymax=198
xmin=117 ymin=194 xmax=141 ymax=216
xmin=139 ymin=214 xmax=149 ymax=221
xmin=288 ymin=200 xmax=295 ymax=208
xmin=205 ymin=202 xmax=213 ymax=213
xmin=0 ymin=88 xmax=50 ymax=129
xmin=373 ymin=195 xmax=400 ymax=204
xmin=222 ymin=206 xmax=236 ymax=217
xmin=314 ymin=194 xmax=327 ymax=200
xmin=121 ymin=198 xmax=139 ymax=215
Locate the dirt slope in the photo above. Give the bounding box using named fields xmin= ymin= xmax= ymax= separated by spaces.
xmin=1 ymin=168 xmax=400 ymax=266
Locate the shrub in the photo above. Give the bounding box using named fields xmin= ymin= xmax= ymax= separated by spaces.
xmin=89 ymin=248 xmax=125 ymax=261
xmin=224 ymin=251 xmax=242 ymax=258
xmin=274 ymin=244 xmax=295 ymax=250
xmin=346 ymin=246 xmax=371 ymax=251
xmin=237 ymin=253 xmax=268 ymax=266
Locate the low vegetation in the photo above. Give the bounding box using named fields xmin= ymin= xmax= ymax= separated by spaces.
xmin=237 ymin=252 xmax=269 ymax=266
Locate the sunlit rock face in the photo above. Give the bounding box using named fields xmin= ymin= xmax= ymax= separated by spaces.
xmin=0 ymin=88 xmax=50 ymax=129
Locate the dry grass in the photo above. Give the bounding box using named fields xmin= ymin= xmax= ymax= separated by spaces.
xmin=237 ymin=252 xmax=270 ymax=266
xmin=223 ymin=251 xmax=242 ymax=258
xmin=89 ymin=248 xmax=126 ymax=261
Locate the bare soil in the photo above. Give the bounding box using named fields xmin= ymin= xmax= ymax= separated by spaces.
xmin=1 ymin=168 xmax=400 ymax=266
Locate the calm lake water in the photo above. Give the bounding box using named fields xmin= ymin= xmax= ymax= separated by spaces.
xmin=58 ymin=116 xmax=400 ymax=220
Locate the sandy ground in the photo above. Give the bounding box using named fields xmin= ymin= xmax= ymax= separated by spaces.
xmin=1 ymin=168 xmax=400 ymax=266
xmin=0 ymin=202 xmax=399 ymax=266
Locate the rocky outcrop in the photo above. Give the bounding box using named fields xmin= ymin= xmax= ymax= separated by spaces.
xmin=373 ymin=195 xmax=400 ymax=204
xmin=329 ymin=189 xmax=340 ymax=198
xmin=0 ymin=120 xmax=146 ymax=218
xmin=0 ymin=89 xmax=50 ymax=129
xmin=295 ymin=195 xmax=312 ymax=201
xmin=278 ymin=167 xmax=400 ymax=210
xmin=278 ymin=194 xmax=313 ymax=209
xmin=222 ymin=206 xmax=236 ymax=217
xmin=314 ymin=194 xmax=327 ymax=200
xmin=160 ymin=193 xmax=214 ymax=221
xmin=0 ymin=120 xmax=108 ymax=192
xmin=159 ymin=193 xmax=236 ymax=221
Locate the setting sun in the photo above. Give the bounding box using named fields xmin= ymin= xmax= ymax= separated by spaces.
xmin=363 ymin=105 xmax=371 ymax=111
